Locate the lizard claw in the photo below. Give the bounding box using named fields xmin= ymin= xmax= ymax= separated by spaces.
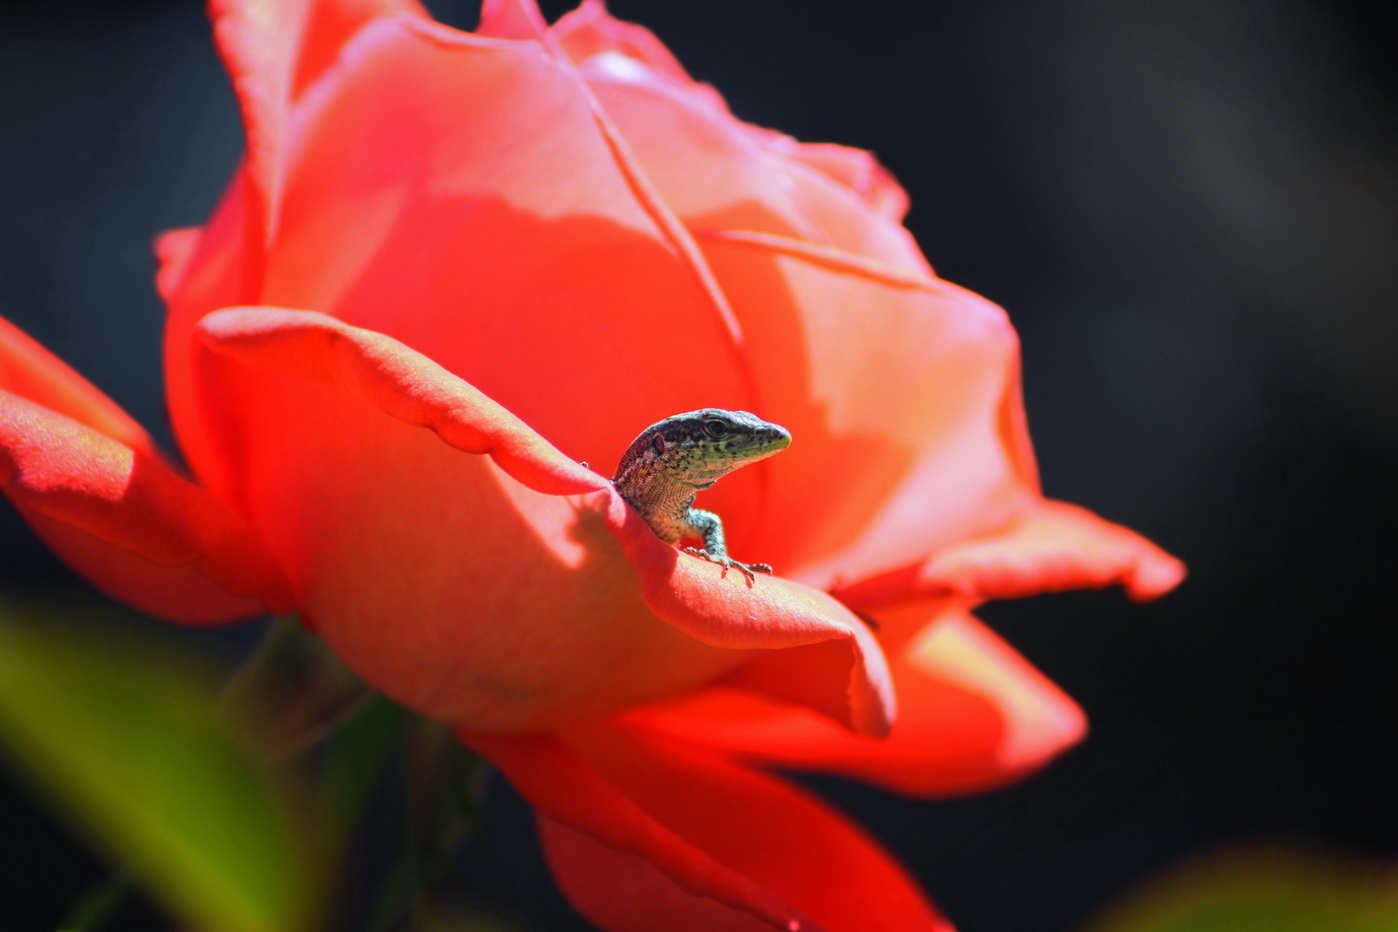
xmin=683 ymin=548 xmax=772 ymax=584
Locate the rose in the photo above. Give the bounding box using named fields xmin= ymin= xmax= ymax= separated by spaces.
xmin=0 ymin=0 xmax=1184 ymax=928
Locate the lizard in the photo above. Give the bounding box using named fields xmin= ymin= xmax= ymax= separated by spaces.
xmin=612 ymin=408 xmax=791 ymax=582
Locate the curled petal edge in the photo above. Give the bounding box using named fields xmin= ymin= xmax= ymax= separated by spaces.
xmin=836 ymin=499 xmax=1185 ymax=611
xmin=196 ymin=306 xmax=895 ymax=737
xmin=195 ymin=306 xmax=608 ymax=498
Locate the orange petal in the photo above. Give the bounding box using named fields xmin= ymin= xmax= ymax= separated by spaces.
xmin=464 ymin=724 xmax=951 ymax=932
xmin=838 ymin=500 xmax=1186 ymax=610
xmin=194 ymin=307 xmax=894 ymax=735
xmin=0 ymin=387 xmax=290 ymax=624
xmin=629 ymin=608 xmax=1086 ymax=797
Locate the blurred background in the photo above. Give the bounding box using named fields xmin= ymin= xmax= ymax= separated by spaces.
xmin=1 ymin=0 xmax=1395 ymax=929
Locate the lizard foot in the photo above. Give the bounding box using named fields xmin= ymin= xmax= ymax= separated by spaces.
xmin=683 ymin=548 xmax=772 ymax=584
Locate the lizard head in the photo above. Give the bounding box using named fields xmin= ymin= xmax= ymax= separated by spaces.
xmin=615 ymin=408 xmax=792 ymax=488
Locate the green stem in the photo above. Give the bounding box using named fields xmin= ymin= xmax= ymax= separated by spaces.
xmin=56 ymin=876 xmax=127 ymax=932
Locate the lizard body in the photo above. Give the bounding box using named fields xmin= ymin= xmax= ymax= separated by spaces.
xmin=612 ymin=409 xmax=791 ymax=580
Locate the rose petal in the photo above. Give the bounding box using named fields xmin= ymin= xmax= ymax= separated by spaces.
xmin=606 ymin=498 xmax=894 ymax=737
xmin=195 ymin=307 xmax=892 ymax=734
xmin=774 ymin=141 xmax=911 ymax=223
xmin=476 ymin=0 xmax=552 ymax=43
xmin=0 ymin=316 xmax=156 ymax=457
xmin=210 ymin=0 xmax=429 ymax=248
xmin=688 ymin=231 xmax=1041 ymax=586
xmin=629 ymin=608 xmax=1085 ymax=797
xmin=569 ymin=53 xmax=826 ymax=244
xmin=548 ymin=1 xmax=923 ymax=270
xmin=837 ymin=499 xmax=1186 ymax=609
xmin=0 ymin=388 xmax=290 ymax=624
xmin=464 ymin=724 xmax=951 ymax=932
xmin=563 ymin=25 xmax=928 ymax=275
xmin=196 ymin=306 xmax=606 ymax=497
xmin=183 ymin=13 xmax=762 ymax=476
xmin=551 ymin=0 xmax=695 ymax=86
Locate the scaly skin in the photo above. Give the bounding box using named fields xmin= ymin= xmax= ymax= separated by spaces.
xmin=613 ymin=409 xmax=791 ymax=581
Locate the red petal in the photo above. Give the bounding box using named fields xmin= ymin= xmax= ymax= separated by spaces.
xmin=465 ymin=724 xmax=951 ymax=932
xmin=0 ymin=387 xmax=290 ymax=624
xmin=629 ymin=608 xmax=1085 ymax=797
xmin=838 ymin=500 xmax=1186 ymax=609
xmin=195 ymin=307 xmax=891 ymax=734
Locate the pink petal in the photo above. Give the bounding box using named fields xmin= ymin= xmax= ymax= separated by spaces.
xmin=465 ymin=723 xmax=951 ymax=931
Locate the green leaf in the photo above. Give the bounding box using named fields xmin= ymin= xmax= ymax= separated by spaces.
xmin=0 ymin=608 xmax=314 ymax=932
xmin=1085 ymin=846 xmax=1398 ymax=932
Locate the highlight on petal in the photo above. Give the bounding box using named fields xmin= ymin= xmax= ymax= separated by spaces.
xmin=0 ymin=390 xmax=290 ymax=624
xmin=551 ymin=0 xmax=695 ymax=85
xmin=464 ymin=724 xmax=951 ymax=932
xmin=629 ymin=607 xmax=1086 ymax=797
xmin=837 ymin=500 xmax=1186 ymax=610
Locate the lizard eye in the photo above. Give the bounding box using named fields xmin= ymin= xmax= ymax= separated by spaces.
xmin=702 ymin=419 xmax=728 ymax=440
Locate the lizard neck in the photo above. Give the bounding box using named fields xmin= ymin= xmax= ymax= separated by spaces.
xmin=613 ymin=459 xmax=700 ymax=544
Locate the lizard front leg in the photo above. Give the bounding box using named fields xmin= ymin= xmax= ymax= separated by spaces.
xmin=682 ymin=508 xmax=773 ymax=582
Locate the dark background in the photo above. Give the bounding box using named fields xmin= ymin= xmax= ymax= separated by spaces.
xmin=2 ymin=1 xmax=1395 ymax=929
